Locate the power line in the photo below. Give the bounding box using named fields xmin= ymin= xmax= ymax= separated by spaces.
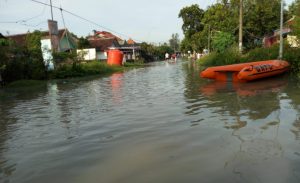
xmin=60 ymin=5 xmax=72 ymax=50
xmin=30 ymin=0 xmax=143 ymax=42
xmin=0 ymin=0 xmax=47 ymax=24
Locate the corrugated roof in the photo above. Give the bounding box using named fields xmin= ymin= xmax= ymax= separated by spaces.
xmin=6 ymin=29 xmax=71 ymax=46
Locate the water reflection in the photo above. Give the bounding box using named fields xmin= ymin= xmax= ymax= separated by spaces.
xmin=184 ymin=62 xmax=288 ymax=123
xmin=201 ymin=77 xmax=287 ymax=97
xmin=0 ymin=104 xmax=17 ymax=182
xmin=1 ymin=61 xmax=300 ymax=183
xmin=110 ymin=73 xmax=124 ymax=104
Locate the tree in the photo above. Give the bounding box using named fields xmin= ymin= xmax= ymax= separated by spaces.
xmin=1 ymin=30 xmax=47 ymax=83
xmin=78 ymin=36 xmax=90 ymax=49
xmin=179 ymin=0 xmax=287 ymax=52
xmin=288 ymin=0 xmax=300 ymax=17
xmin=180 ymin=37 xmax=193 ymax=53
xmin=291 ymin=0 xmax=300 ymax=43
xmin=190 ymin=30 xmax=209 ymax=52
xmin=202 ymin=2 xmax=238 ymax=35
xmin=24 ymin=30 xmax=46 ymax=79
xmin=243 ymin=0 xmax=282 ymax=49
xmin=169 ymin=33 xmax=180 ymax=52
xmin=211 ymin=31 xmax=236 ymax=52
xmin=178 ymin=4 xmax=205 ymax=39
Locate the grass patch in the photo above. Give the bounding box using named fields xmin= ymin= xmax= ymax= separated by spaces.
xmin=54 ymin=61 xmax=123 ymax=79
xmin=199 ymin=47 xmax=241 ymax=67
xmin=123 ymin=60 xmax=144 ymax=67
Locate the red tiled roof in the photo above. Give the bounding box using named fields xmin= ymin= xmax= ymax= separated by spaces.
xmin=127 ymin=38 xmax=135 ymax=45
xmin=89 ymin=31 xmax=123 ymax=41
xmin=89 ymin=38 xmax=118 ymax=51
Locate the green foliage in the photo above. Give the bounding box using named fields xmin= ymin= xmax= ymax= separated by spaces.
xmin=199 ymin=43 xmax=300 ymax=74
xmin=211 ymin=31 xmax=236 ymax=53
xmin=140 ymin=42 xmax=173 ymax=61
xmin=0 ymin=30 xmax=47 ymax=84
xmin=179 ymin=0 xmax=289 ymax=53
xmin=52 ymin=51 xmax=78 ymax=65
xmin=156 ymin=44 xmax=173 ymax=60
xmin=123 ymin=60 xmax=144 ymax=67
xmin=282 ymin=47 xmax=300 ymax=73
xmin=178 ymin=4 xmax=205 ymax=38
xmin=54 ymin=61 xmax=121 ymax=79
xmin=243 ymin=0 xmax=282 ymax=49
xmin=199 ymin=46 xmax=241 ymax=66
xmin=169 ymin=33 xmax=180 ymax=52
xmin=288 ymin=0 xmax=300 ymax=17
xmin=242 ymin=44 xmax=300 ymax=74
xmin=291 ymin=2 xmax=300 ymax=44
xmin=202 ymin=2 xmax=238 ymax=34
xmin=180 ymin=37 xmax=193 ymax=53
xmin=240 ymin=45 xmax=280 ymax=62
xmin=140 ymin=42 xmax=156 ymax=61
xmin=293 ymin=16 xmax=300 ymax=41
xmin=77 ymin=36 xmax=90 ymax=49
xmin=190 ymin=30 xmax=209 ymax=52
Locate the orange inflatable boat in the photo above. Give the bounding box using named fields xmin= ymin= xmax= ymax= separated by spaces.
xmin=200 ymin=60 xmax=290 ymax=82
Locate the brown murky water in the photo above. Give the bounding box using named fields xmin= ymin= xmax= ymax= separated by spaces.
xmin=0 ymin=60 xmax=300 ymax=183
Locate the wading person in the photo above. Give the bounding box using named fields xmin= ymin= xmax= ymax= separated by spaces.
xmin=165 ymin=52 xmax=169 ymax=60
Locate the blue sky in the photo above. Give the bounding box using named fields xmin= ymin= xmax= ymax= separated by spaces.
xmin=0 ymin=0 xmax=295 ymax=43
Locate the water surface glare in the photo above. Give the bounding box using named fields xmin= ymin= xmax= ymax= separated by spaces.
xmin=1 ymin=60 xmax=300 ymax=183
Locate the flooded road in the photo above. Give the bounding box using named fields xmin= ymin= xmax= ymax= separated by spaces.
xmin=0 ymin=60 xmax=300 ymax=183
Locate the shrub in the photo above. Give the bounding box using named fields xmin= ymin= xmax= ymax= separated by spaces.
xmin=211 ymin=31 xmax=236 ymax=53
xmin=54 ymin=61 xmax=122 ymax=79
xmin=199 ymin=43 xmax=300 ymax=75
xmin=240 ymin=44 xmax=279 ymax=62
xmin=199 ymin=46 xmax=241 ymax=66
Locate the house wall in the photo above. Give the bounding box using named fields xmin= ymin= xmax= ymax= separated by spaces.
xmin=287 ymin=35 xmax=300 ymax=48
xmin=60 ymin=36 xmax=75 ymax=51
xmin=77 ymin=48 xmax=96 ymax=60
xmin=40 ymin=39 xmax=54 ymax=70
xmin=96 ymin=51 xmax=107 ymax=60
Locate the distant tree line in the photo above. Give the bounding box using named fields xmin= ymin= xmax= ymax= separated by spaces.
xmin=178 ymin=0 xmax=300 ymax=53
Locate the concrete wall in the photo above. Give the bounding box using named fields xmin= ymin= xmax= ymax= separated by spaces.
xmin=41 ymin=39 xmax=54 ymax=70
xmin=77 ymin=48 xmax=96 ymax=60
xmin=96 ymin=51 xmax=108 ymax=60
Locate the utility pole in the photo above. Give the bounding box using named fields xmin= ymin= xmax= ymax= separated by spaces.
xmin=50 ymin=0 xmax=54 ymax=20
xmin=239 ymin=0 xmax=243 ymax=53
xmin=279 ymin=0 xmax=284 ymax=60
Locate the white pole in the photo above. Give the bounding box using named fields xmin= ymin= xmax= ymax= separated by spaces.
xmin=279 ymin=0 xmax=284 ymax=60
xmin=239 ymin=0 xmax=243 ymax=53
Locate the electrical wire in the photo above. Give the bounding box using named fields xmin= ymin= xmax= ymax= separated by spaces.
xmin=60 ymin=5 xmax=72 ymax=50
xmin=0 ymin=0 xmax=47 ymax=24
xmin=30 ymin=0 xmax=143 ymax=42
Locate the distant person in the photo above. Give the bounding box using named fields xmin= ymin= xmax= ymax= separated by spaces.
xmin=171 ymin=53 xmax=176 ymax=60
xmin=165 ymin=53 xmax=169 ymax=60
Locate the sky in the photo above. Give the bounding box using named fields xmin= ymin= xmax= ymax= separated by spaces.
xmin=0 ymin=0 xmax=295 ymax=43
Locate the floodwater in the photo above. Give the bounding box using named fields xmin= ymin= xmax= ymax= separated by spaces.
xmin=0 ymin=60 xmax=300 ymax=183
